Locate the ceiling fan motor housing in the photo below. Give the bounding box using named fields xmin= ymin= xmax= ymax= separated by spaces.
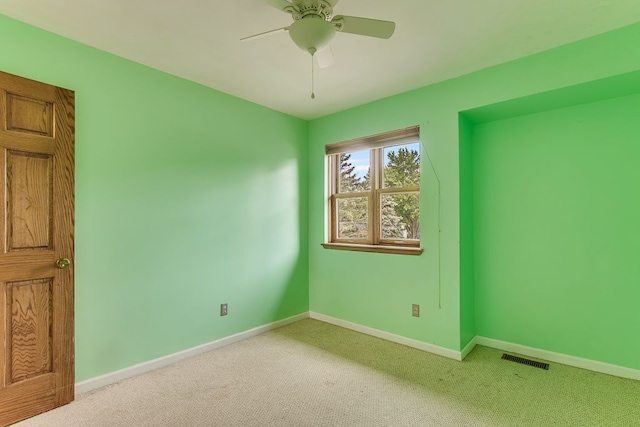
xmin=291 ymin=0 xmax=334 ymax=21
xmin=289 ymin=17 xmax=336 ymax=54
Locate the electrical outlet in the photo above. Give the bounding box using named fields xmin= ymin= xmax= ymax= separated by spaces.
xmin=220 ymin=303 xmax=228 ymax=316
xmin=412 ymin=304 xmax=420 ymax=317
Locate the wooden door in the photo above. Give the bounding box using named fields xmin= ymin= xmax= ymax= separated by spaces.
xmin=0 ymin=71 xmax=75 ymax=426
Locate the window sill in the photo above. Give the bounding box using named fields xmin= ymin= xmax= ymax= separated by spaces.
xmin=321 ymin=243 xmax=423 ymax=256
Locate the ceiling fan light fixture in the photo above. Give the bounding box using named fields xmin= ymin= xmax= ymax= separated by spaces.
xmin=288 ymin=17 xmax=336 ymax=55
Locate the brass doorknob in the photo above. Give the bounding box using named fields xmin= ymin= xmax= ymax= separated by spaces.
xmin=55 ymin=258 xmax=71 ymax=269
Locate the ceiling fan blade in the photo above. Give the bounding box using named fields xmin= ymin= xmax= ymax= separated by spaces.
xmin=325 ymin=0 xmax=341 ymax=6
xmin=332 ymin=15 xmax=396 ymax=39
xmin=241 ymin=26 xmax=290 ymax=41
xmin=316 ymin=46 xmax=335 ymax=68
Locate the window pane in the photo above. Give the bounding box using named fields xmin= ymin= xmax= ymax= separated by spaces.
xmin=383 ymin=142 xmax=420 ymax=188
xmin=339 ymin=150 xmax=370 ymax=193
xmin=337 ymin=197 xmax=369 ymax=239
xmin=380 ymin=193 xmax=420 ymax=240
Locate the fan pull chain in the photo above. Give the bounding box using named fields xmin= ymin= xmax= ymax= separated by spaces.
xmin=311 ymin=54 xmax=315 ymax=99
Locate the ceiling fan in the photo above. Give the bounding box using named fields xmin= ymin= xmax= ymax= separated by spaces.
xmin=242 ymin=0 xmax=396 ymax=93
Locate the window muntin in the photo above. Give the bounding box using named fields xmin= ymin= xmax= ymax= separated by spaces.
xmin=327 ymin=128 xmax=421 ymax=251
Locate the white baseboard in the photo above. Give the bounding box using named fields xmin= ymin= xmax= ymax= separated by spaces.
xmin=460 ymin=336 xmax=477 ymax=360
xmin=77 ymin=313 xmax=638 ymax=396
xmin=309 ymin=312 xmax=463 ymax=361
xmin=476 ymin=336 xmax=640 ymax=381
xmin=75 ymin=312 xmax=310 ymax=395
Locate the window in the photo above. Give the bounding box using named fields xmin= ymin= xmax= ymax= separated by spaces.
xmin=323 ymin=127 xmax=423 ymax=255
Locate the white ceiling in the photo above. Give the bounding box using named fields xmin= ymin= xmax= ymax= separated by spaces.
xmin=1 ymin=0 xmax=639 ymax=120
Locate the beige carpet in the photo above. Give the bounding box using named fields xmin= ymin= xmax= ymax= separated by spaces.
xmin=16 ymin=319 xmax=640 ymax=426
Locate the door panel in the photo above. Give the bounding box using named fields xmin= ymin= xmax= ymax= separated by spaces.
xmin=7 ymin=151 xmax=54 ymax=251
xmin=0 ymin=71 xmax=74 ymax=426
xmin=6 ymin=278 xmax=54 ymax=384
xmin=5 ymin=93 xmax=54 ymax=137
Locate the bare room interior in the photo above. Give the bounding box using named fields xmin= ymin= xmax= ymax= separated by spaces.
xmin=1 ymin=0 xmax=640 ymax=425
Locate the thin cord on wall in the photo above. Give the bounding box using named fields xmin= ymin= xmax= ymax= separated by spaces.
xmin=422 ymin=143 xmax=442 ymax=309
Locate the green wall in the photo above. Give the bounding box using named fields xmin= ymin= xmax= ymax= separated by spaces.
xmin=471 ymin=93 xmax=640 ymax=370
xmin=3 ymin=12 xmax=640 ymax=382
xmin=308 ymin=22 xmax=640 ymax=355
xmin=308 ymin=102 xmax=452 ymax=348
xmin=459 ymin=114 xmax=475 ymax=349
xmin=0 ymin=14 xmax=309 ymax=381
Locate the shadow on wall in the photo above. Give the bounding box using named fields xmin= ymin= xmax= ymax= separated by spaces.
xmin=76 ymin=124 xmax=309 ymax=380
